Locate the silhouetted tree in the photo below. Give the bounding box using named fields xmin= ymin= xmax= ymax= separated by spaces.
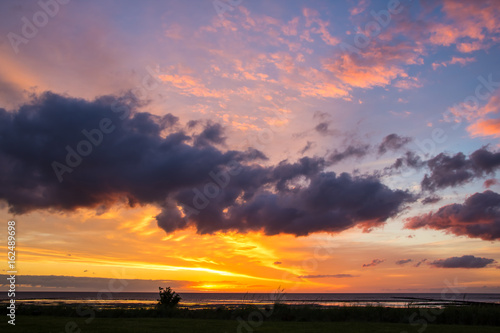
xmin=157 ymin=287 xmax=181 ymax=308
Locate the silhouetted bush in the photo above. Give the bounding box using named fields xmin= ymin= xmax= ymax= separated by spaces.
xmin=157 ymin=287 xmax=181 ymax=309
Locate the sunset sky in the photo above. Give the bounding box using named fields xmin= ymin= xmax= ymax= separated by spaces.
xmin=0 ymin=0 xmax=500 ymax=293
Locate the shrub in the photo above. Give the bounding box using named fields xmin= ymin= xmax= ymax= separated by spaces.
xmin=157 ymin=287 xmax=181 ymax=309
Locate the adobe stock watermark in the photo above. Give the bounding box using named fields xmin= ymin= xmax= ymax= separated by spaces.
xmin=178 ymin=103 xmax=294 ymax=218
xmin=52 ymin=268 xmax=132 ymax=333
xmin=235 ymin=238 xmax=340 ymax=332
xmin=339 ymin=0 xmax=409 ymax=55
xmin=213 ymin=0 xmax=244 ymax=20
xmin=402 ymin=277 xmax=467 ymax=333
xmin=51 ymin=65 xmax=167 ymax=183
xmin=7 ymin=0 xmax=71 ymax=54
xmin=178 ymin=160 xmax=243 ymax=218
xmin=6 ymin=220 xmax=17 ymax=326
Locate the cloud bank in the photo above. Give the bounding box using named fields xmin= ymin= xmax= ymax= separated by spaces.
xmin=405 ymin=190 xmax=500 ymax=240
xmin=0 ymin=92 xmax=415 ymax=236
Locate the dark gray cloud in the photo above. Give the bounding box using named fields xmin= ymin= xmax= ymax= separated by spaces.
xmin=315 ymin=122 xmax=330 ymax=135
xmin=0 ymin=274 xmax=189 ymax=291
xmin=429 ymin=255 xmax=496 ymax=269
xmin=405 ymin=190 xmax=500 ymax=240
xmin=414 ymin=259 xmax=427 ymax=267
xmin=0 ymin=92 xmax=415 ymax=236
xmin=421 ymin=195 xmax=441 ymax=205
xmin=395 ymin=259 xmax=412 ymax=265
xmin=297 ymin=274 xmax=357 ymax=278
xmin=422 ymin=147 xmax=500 ymax=191
xmin=299 ymin=141 xmax=314 ymax=155
xmin=378 ymin=134 xmax=412 ymax=155
xmin=180 ymin=170 xmax=414 ymax=236
xmin=385 ymin=147 xmax=500 ymax=190
xmin=312 ymin=111 xmax=338 ymax=136
xmin=363 ymin=259 xmax=385 ymax=267
xmin=327 ymin=134 xmax=411 ymax=166
xmin=0 ymin=92 xmax=259 ymax=214
xmin=385 ymin=151 xmax=424 ymax=175
xmin=193 ymin=122 xmax=226 ymax=147
xmin=328 ymin=144 xmax=370 ymax=164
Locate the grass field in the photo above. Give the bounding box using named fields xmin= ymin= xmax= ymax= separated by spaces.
xmin=1 ymin=316 xmax=499 ymax=333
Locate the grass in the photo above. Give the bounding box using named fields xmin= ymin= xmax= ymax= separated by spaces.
xmin=1 ymin=316 xmax=499 ymax=333
xmin=1 ymin=302 xmax=499 ymax=332
xmin=4 ymin=302 xmax=500 ymax=326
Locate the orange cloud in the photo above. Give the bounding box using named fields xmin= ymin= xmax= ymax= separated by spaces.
xmin=449 ymin=90 xmax=500 ymax=136
xmin=429 ymin=0 xmax=500 ymax=52
xmin=158 ymin=72 xmax=225 ymax=98
xmin=324 ymin=52 xmax=405 ymax=89
xmin=468 ymin=118 xmax=500 ymax=138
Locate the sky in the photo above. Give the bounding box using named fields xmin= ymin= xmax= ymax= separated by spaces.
xmin=0 ymin=0 xmax=499 ymax=294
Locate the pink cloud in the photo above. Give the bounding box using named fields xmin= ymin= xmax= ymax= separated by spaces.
xmin=429 ymin=0 xmax=500 ymax=53
xmin=432 ymin=56 xmax=476 ymax=70
xmin=302 ymin=7 xmax=339 ymax=46
xmin=394 ymin=77 xmax=422 ymax=90
xmin=484 ymin=179 xmax=498 ymax=188
xmin=447 ymin=90 xmax=500 ymax=128
xmin=323 ymin=42 xmax=422 ymax=89
xmin=350 ymin=0 xmax=371 ymax=16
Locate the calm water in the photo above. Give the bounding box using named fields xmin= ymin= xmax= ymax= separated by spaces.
xmin=4 ymin=292 xmax=500 ymax=308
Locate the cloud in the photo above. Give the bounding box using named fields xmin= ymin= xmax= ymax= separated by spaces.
xmin=0 ymin=274 xmax=189 ymax=291
xmin=393 ymin=77 xmax=423 ymax=90
xmin=429 ymin=255 xmax=496 ymax=269
xmin=432 ymin=56 xmax=476 ymax=70
xmin=315 ymin=122 xmax=334 ymax=135
xmin=193 ymin=122 xmax=226 ymax=147
xmin=468 ymin=118 xmax=500 ymax=139
xmin=387 ymin=146 xmax=500 ymax=190
xmin=328 ymin=144 xmax=370 ymax=164
xmin=428 ymin=0 xmax=500 ymax=53
xmin=414 ymin=259 xmax=427 ymax=267
xmin=447 ymin=89 xmax=500 ymax=125
xmin=0 ymin=92 xmax=415 ymax=237
xmin=378 ymin=134 xmax=412 ymax=155
xmin=362 ymin=259 xmax=385 ymax=267
xmin=405 ymin=190 xmax=500 ymax=240
xmin=484 ymin=179 xmax=498 ymax=188
xmin=297 ymin=274 xmax=357 ymax=279
xmin=421 ymin=147 xmax=500 ymax=191
xmin=324 ymin=48 xmax=410 ymax=90
xmin=326 ymin=0 xmax=498 ymax=93
xmin=421 ymin=195 xmax=441 ymax=205
xmin=349 ymin=0 xmax=370 ymax=16
xmin=273 ymin=261 xmax=282 ymax=265
xmin=302 ymin=8 xmax=339 ymax=46
xmin=395 ymin=259 xmax=412 ymax=265
xmin=299 ymin=141 xmax=314 ymax=155
xmin=158 ymin=71 xmax=224 ymax=98
xmin=385 ymin=151 xmax=424 ymax=175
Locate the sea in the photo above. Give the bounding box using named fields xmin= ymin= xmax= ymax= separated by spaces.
xmin=3 ymin=292 xmax=500 ymax=309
